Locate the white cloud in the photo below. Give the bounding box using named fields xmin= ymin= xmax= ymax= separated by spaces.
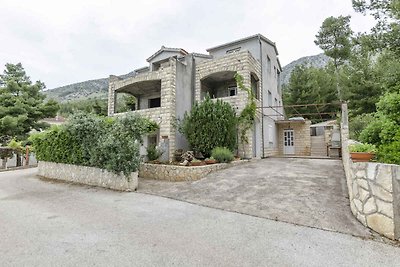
xmin=0 ymin=0 xmax=376 ymax=88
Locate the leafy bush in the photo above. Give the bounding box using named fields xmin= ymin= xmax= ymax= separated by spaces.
xmin=146 ymin=144 xmax=163 ymax=161
xmin=377 ymin=140 xmax=400 ymax=165
xmin=349 ymin=143 xmax=377 ymax=153
xmin=179 ymin=96 xmax=237 ymax=156
xmin=211 ymin=147 xmax=234 ymax=163
xmin=349 ymin=113 xmax=374 ymax=140
xmin=31 ymin=113 xmax=158 ymax=177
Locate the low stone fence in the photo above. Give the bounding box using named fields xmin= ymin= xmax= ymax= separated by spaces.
xmin=38 ymin=161 xmax=138 ymax=191
xmin=341 ymin=123 xmax=400 ymax=240
xmin=139 ymin=161 xmax=246 ymax=182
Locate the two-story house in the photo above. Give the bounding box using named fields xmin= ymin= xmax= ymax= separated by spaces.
xmin=108 ymin=34 xmax=287 ymax=160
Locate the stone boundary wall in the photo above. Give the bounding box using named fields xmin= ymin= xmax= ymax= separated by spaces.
xmin=38 ymin=161 xmax=138 ymax=191
xmin=139 ymin=161 xmax=246 ymax=182
xmin=341 ymin=103 xmax=400 ymax=239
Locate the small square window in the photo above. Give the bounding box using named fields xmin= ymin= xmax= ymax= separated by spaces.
xmin=148 ymin=97 xmax=161 ymax=108
xmin=228 ymin=86 xmax=237 ymax=96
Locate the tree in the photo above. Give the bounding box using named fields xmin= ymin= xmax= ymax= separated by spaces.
xmin=283 ymin=64 xmax=339 ymax=122
xmin=179 ymin=96 xmax=237 ymax=156
xmin=0 ymin=63 xmax=59 ymax=144
xmin=353 ymin=0 xmax=400 ymax=56
xmin=315 ymin=15 xmax=353 ymax=100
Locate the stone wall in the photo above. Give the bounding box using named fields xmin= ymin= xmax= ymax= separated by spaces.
xmin=38 ymin=161 xmax=138 ymax=191
xmin=139 ymin=161 xmax=245 ymax=182
xmin=341 ymin=103 xmax=400 ymax=239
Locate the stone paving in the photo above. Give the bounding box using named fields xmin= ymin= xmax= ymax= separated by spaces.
xmin=138 ymin=157 xmax=375 ymax=239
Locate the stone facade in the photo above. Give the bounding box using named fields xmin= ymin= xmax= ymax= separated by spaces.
xmin=139 ymin=161 xmax=246 ymax=182
xmin=38 ymin=161 xmax=138 ymax=191
xmin=108 ymin=35 xmax=283 ymax=160
xmin=277 ymin=120 xmax=311 ymax=156
xmin=196 ymin=51 xmax=262 ymax=158
xmin=341 ymin=103 xmax=400 ymax=240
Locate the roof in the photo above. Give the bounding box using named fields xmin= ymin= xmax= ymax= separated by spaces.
xmin=146 ymin=46 xmax=189 ymax=62
xmin=310 ymin=120 xmax=337 ymax=127
xmin=206 ymin=34 xmax=279 ymax=56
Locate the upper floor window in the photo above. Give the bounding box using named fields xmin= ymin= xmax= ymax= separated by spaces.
xmin=228 ymin=86 xmax=237 ymax=96
xmin=251 ymin=74 xmax=259 ymax=100
xmin=267 ymin=56 xmax=271 ymax=74
xmin=148 ymin=97 xmax=161 ymax=108
xmin=226 ymin=47 xmax=241 ymax=54
xmin=268 ymin=91 xmax=272 ymax=107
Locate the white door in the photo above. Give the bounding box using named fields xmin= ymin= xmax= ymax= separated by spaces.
xmin=283 ymin=129 xmax=295 ymax=155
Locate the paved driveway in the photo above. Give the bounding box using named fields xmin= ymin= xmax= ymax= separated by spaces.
xmin=138 ymin=157 xmax=374 ymax=238
xmin=1 ymin=168 xmax=400 ymax=266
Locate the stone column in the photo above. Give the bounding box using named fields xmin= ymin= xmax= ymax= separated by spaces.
xmin=108 ymin=75 xmax=119 ymax=116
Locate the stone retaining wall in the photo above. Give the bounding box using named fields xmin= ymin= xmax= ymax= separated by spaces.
xmin=38 ymin=161 xmax=138 ymax=191
xmin=139 ymin=161 xmax=245 ymax=182
xmin=341 ymin=104 xmax=400 ymax=239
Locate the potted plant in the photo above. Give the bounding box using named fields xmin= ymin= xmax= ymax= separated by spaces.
xmin=205 ymin=157 xmax=217 ymax=164
xmin=349 ymin=143 xmax=377 ymax=162
xmin=190 ymin=159 xmax=205 ymax=166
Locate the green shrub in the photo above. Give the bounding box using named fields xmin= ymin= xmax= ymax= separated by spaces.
xmin=146 ymin=144 xmax=163 ymax=161
xmin=349 ymin=143 xmax=377 ymax=153
xmin=211 ymin=147 xmax=234 ymax=163
xmin=30 ymin=113 xmax=158 ymax=178
xmin=179 ymin=96 xmax=237 ymax=156
xmin=377 ymin=140 xmax=400 ymax=165
xmin=349 ymin=113 xmax=374 ymax=140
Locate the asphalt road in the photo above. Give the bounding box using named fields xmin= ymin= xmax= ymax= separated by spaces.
xmin=1 ymin=168 xmax=400 ymax=266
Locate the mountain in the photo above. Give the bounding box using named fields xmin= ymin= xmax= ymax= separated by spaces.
xmin=45 ymin=53 xmax=331 ymax=102
xmin=44 ymin=72 xmax=135 ymax=102
xmin=280 ymin=53 xmax=330 ymax=87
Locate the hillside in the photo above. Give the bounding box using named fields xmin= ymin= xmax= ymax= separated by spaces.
xmin=44 ymin=53 xmax=331 ymax=102
xmin=280 ymin=53 xmax=330 ymax=86
xmin=44 ymin=72 xmax=135 ymax=101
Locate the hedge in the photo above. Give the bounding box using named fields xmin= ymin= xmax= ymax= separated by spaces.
xmin=30 ymin=113 xmax=158 ymax=177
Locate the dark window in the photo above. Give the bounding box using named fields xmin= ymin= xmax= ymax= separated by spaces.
xmin=148 ymin=135 xmax=158 ymax=145
xmin=148 ymin=97 xmax=161 ymax=108
xmin=228 ymin=86 xmax=237 ymax=96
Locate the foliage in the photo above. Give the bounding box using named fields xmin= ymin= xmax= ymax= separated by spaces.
xmin=282 ymin=64 xmax=339 ymax=122
xmin=349 ymin=143 xmax=377 ymax=153
xmin=146 ymin=144 xmax=163 ymax=161
xmin=31 ymin=113 xmax=158 ymax=177
xmin=314 ymin=15 xmax=353 ymax=69
xmin=235 ymin=73 xmax=257 ymax=146
xmin=179 ymin=96 xmax=237 ymax=156
xmin=353 ymin=0 xmax=400 ymax=56
xmin=7 ymin=138 xmax=23 ymax=153
xmin=0 ymin=63 xmax=59 ymax=144
xmin=349 ymin=113 xmax=375 ymax=140
xmin=359 ymin=92 xmax=400 ymax=164
xmin=211 ymin=147 xmax=234 ymax=163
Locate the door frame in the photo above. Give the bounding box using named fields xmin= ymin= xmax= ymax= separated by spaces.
xmin=283 ymin=128 xmax=295 ymax=155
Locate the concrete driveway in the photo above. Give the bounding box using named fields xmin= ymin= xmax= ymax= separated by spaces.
xmin=1 ymin=168 xmax=400 ymax=266
xmin=138 ymin=157 xmax=374 ymax=239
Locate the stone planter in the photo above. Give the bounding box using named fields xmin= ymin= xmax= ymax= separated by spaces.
xmin=190 ymin=161 xmax=206 ymax=166
xmin=350 ymin=152 xmax=375 ymax=162
xmin=38 ymin=161 xmax=138 ymax=191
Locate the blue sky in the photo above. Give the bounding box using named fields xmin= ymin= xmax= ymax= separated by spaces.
xmin=0 ymin=0 xmax=375 ymax=89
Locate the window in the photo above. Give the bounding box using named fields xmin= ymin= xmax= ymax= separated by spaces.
xmin=267 ymin=56 xmax=271 ymax=74
xmin=268 ymin=91 xmax=272 ymax=106
xmin=148 ymin=134 xmax=158 ymax=146
xmin=148 ymin=97 xmax=161 ymax=108
xmin=251 ymin=74 xmax=259 ymax=99
xmin=274 ymin=66 xmax=276 ymax=77
xmin=274 ymin=98 xmax=278 ymax=107
xmin=228 ymin=86 xmax=237 ymax=96
xmin=226 ymin=47 xmax=241 ymax=54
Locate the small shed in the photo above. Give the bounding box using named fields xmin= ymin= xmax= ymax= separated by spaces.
xmin=276 ymin=118 xmax=311 ymax=156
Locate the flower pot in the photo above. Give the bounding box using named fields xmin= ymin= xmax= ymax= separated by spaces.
xmin=350 ymin=152 xmax=375 ymax=162
xmin=205 ymin=159 xmax=217 ymax=164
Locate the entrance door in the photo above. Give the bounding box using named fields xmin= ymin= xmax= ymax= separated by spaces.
xmin=283 ymin=129 xmax=294 ymax=155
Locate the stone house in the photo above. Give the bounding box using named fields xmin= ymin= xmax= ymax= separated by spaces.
xmin=108 ymin=34 xmax=295 ymax=160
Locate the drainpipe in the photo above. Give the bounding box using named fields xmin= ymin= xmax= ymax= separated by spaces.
xmin=191 ymin=54 xmax=196 ymax=106
xmin=259 ymin=35 xmax=265 ymax=158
